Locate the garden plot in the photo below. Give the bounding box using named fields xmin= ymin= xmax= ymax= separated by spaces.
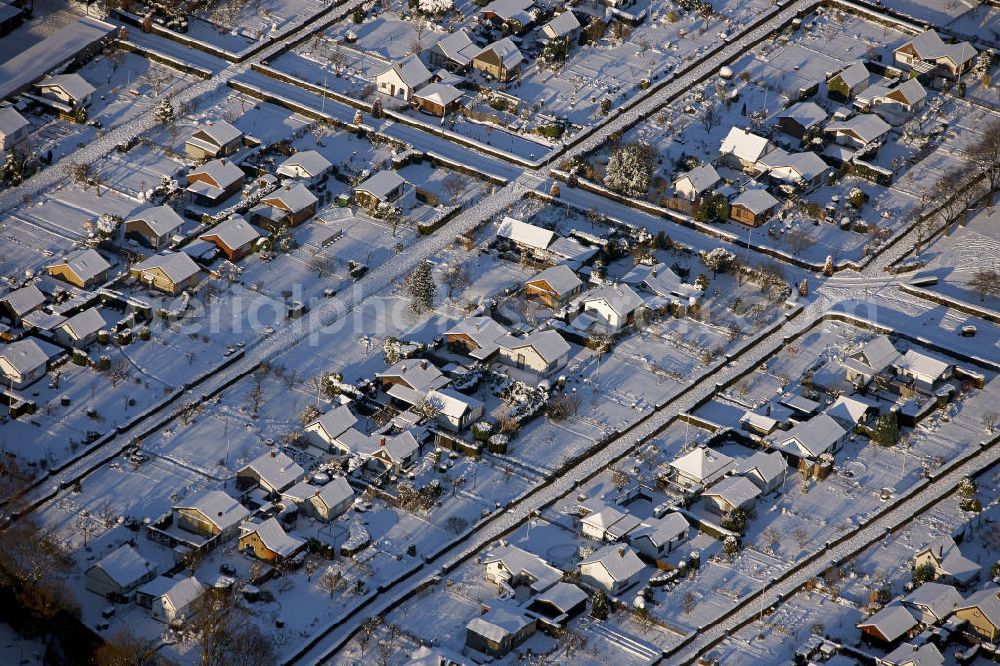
xmin=325 ymin=14 xmax=447 ymax=62
xmin=16 ymin=184 xmax=139 ymax=241
xmin=99 ymin=144 xmax=186 ymax=199
xmin=268 ymin=48 xmax=386 ymax=99
xmin=916 ymin=207 xmax=1000 ymax=314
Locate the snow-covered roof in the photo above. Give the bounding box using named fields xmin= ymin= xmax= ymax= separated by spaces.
xmin=731 ymin=188 xmax=778 ymax=215
xmin=498 ymin=216 xmax=554 ymax=250
xmin=542 ymin=11 xmax=580 ymax=38
xmin=737 ymin=450 xmax=785 ymax=485
xmin=276 ymin=150 xmax=332 ymax=178
xmin=476 ymin=37 xmax=524 ymax=70
xmin=882 ymin=642 xmax=944 ymax=666
xmin=309 ymin=405 xmax=359 ymax=442
xmin=740 ymin=410 xmax=778 ymax=433
xmin=703 ymin=475 xmax=761 ymax=509
xmin=466 ymin=604 xmax=534 ymax=642
xmin=37 ymin=73 xmax=95 ymax=101
xmin=0 ymin=106 xmax=28 ymax=138
xmin=335 ymin=428 xmax=420 ymax=465
xmin=581 ymin=505 xmax=641 ymax=540
xmin=903 ymin=582 xmax=962 ymax=620
xmin=772 ymin=413 xmax=847 ymax=458
xmin=916 ymin=536 xmax=980 ymax=582
xmin=499 ymin=329 xmax=570 ymax=364
xmin=582 ymin=283 xmax=644 ymax=318
xmin=242 ymin=517 xmax=303 ymax=557
xmin=315 ymin=476 xmax=354 ymax=509
xmin=0 ymin=338 xmax=48 ymax=374
xmin=50 ymin=248 xmax=110 ymax=284
xmin=630 ymin=512 xmax=688 ymax=547
xmin=532 ymin=582 xmax=587 ymax=613
xmin=377 ymin=358 xmax=447 ymax=392
xmin=891 ymin=78 xmax=927 ymax=106
xmin=759 ymin=149 xmax=828 ymax=182
xmin=955 ymin=587 xmax=1000 ymax=627
xmin=174 ymin=490 xmax=249 ymax=532
xmin=192 ymin=120 xmax=241 ymax=147
xmin=240 ymin=450 xmax=303 ymax=492
xmin=778 ymin=101 xmax=827 ymax=129
xmin=669 ymin=446 xmax=734 ymax=483
xmin=528 ymin=264 xmax=582 ymax=296
xmin=138 ymin=575 xmax=203 ymax=612
xmin=445 ymin=316 xmax=508 ymax=355
xmin=857 ymin=603 xmax=918 ymax=642
xmin=825 ymin=114 xmax=891 ymax=144
xmin=413 ymin=82 xmax=463 ymax=108
xmin=127 ymin=205 xmax=185 ymax=238
xmin=132 ymin=252 xmax=200 ymax=284
xmin=580 ymin=544 xmax=644 ymax=582
xmin=188 ymin=158 xmax=244 ymax=190
xmin=899 ymin=29 xmax=976 ymax=67
xmin=894 ymin=349 xmax=951 ymax=381
xmin=826 ymin=395 xmax=875 ymax=426
xmin=58 ymin=308 xmax=106 ymax=341
xmin=1 ymin=284 xmax=45 ymax=316
xmin=355 ymin=170 xmax=405 ymax=200
xmin=431 ymin=29 xmax=478 ymax=66
xmin=856 ymin=335 xmax=900 ymax=372
xmin=621 ymin=263 xmax=699 ymax=301
xmin=378 ymin=55 xmax=432 ymax=89
xmin=427 ymin=387 xmax=483 ymax=420
xmin=200 ymin=215 xmax=261 ymax=251
xmin=720 ymin=127 xmax=774 ymax=163
xmin=830 ymin=61 xmax=869 ymax=90
xmin=480 ymin=0 xmax=533 ymax=21
xmin=262 ymin=182 xmax=318 ymax=214
xmin=675 ymin=163 xmax=720 ymax=194
xmin=484 ymin=544 xmax=561 ymax=590
xmin=89 ymin=544 xmax=156 ymax=589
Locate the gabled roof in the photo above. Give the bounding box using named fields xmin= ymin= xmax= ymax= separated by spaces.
xmin=582 ymin=284 xmax=644 ymax=318
xmin=37 ymin=73 xmax=95 ymax=101
xmin=581 ymin=505 xmax=642 ymax=540
xmin=955 ymin=587 xmax=1000 ymax=627
xmin=239 ymin=450 xmax=303 ymax=492
xmin=772 ymin=413 xmax=847 ymax=458
xmin=276 ymin=150 xmax=332 ymax=178
xmin=0 ymin=106 xmax=28 ymax=137
xmin=532 ymin=582 xmax=588 ymax=614
xmin=630 ymin=512 xmax=688 ymax=547
xmin=759 ymin=149 xmax=828 ymax=181
xmin=127 ymin=205 xmax=185 ymax=238
xmin=51 ymin=248 xmax=110 ymax=283
xmin=89 ymin=544 xmax=156 ymax=589
xmin=413 ymin=82 xmax=463 ymax=108
xmin=542 ymin=11 xmax=580 ymax=38
xmin=580 ymin=544 xmax=645 ymax=582
xmin=528 ymin=264 xmax=582 ymax=296
xmin=899 ymin=29 xmax=976 ymax=67
xmin=825 ymin=113 xmax=891 ymax=144
xmin=174 ymin=490 xmax=249 ymax=532
xmin=262 ymin=182 xmax=318 ymax=214
xmin=498 ymin=216 xmax=554 ymax=250
xmin=200 ymin=215 xmax=261 ymax=251
xmin=427 ymin=387 xmax=483 ymax=420
xmin=857 ymin=603 xmax=918 ymax=642
xmin=737 ymin=450 xmax=785 ymax=485
xmin=669 ymin=446 xmax=734 ymax=483
xmin=138 ymin=575 xmax=203 ymax=611
xmin=484 ymin=544 xmax=561 ymax=590
xmin=731 ymin=188 xmax=779 ymax=215
xmin=476 ymin=37 xmax=524 ymax=70
xmin=466 ymin=604 xmax=534 ymax=642
xmin=890 ymin=78 xmax=927 ymax=106
xmin=778 ymin=101 xmax=827 ymax=129
xmin=1 ymin=284 xmax=45 ymax=316
xmin=192 ymin=120 xmax=241 ymax=147
xmin=378 ymin=55 xmax=432 ymax=89
xmin=720 ymin=127 xmax=774 ymax=163
xmin=916 ymin=536 xmax=979 ymax=583
xmin=882 ymin=642 xmax=944 ymax=666
xmin=308 ymin=405 xmax=359 ymax=442
xmin=499 ymin=329 xmax=570 ymax=364
xmin=242 ymin=517 xmax=303 ymax=557
xmin=377 ymin=359 xmax=448 ymax=392
xmin=479 ymin=0 xmax=533 ymax=21
xmin=58 ymin=307 xmax=106 ymax=341
xmin=894 ymin=349 xmax=951 ymax=381
xmin=703 ymin=475 xmax=761 ymax=508
xmin=675 ymin=163 xmax=720 ymax=194
xmin=857 ymin=335 xmax=900 ymax=373
xmin=826 ymin=395 xmax=876 ymax=426
xmin=830 ymin=61 xmax=870 ymax=90
xmin=445 ymin=316 xmax=508 ymax=355
xmin=315 ymin=476 xmax=354 ymax=509
xmin=0 ymin=338 xmax=48 ymax=374
xmin=355 ymin=170 xmax=405 ymax=200
xmin=621 ymin=263 xmax=700 ymax=300
xmin=902 ymin=582 xmax=962 ymax=621
xmin=432 ymin=29 xmax=477 ymax=66
xmin=132 ymin=252 xmax=200 ymax=284
xmin=188 ymin=159 xmax=244 ymax=190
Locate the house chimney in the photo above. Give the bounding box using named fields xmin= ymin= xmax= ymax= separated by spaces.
xmin=474 ymin=322 xmax=481 ymax=332
xmin=270 ymin=451 xmax=276 ymax=458
xmin=420 ymin=360 xmax=428 ymax=370
xmin=651 ymin=265 xmax=657 ymax=278
xmin=618 ymin=546 xmax=626 ymax=558
xmin=380 ymin=437 xmax=386 ymax=448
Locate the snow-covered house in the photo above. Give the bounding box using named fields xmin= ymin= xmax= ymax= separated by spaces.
xmin=199 ymin=215 xmax=261 ymax=261
xmin=827 ymin=61 xmax=870 ymax=102
xmin=84 ymin=544 xmax=158 ymax=599
xmin=496 ymin=329 xmax=570 ymax=377
xmin=184 ymin=120 xmax=243 ymax=160
xmin=843 ymin=335 xmax=900 ymax=386
xmin=55 ymin=308 xmax=106 ymax=348
xmin=779 ymin=392 xmax=820 ymax=418
xmin=472 ymin=38 xmax=524 ymax=81
xmin=856 ymin=79 xmax=927 ymax=121
xmin=35 ymin=73 xmax=95 ymax=109
xmin=0 ymin=284 xmax=45 ymax=323
xmin=729 ymin=188 xmax=779 ymax=226
xmin=498 ymin=216 xmax=555 ymax=256
xmin=621 ymin=262 xmax=700 ymax=304
xmin=124 ymin=205 xmax=185 ymax=249
xmin=427 ymin=29 xmax=479 ymax=71
xmin=354 ymin=170 xmax=406 ymax=210
xmin=413 ymin=83 xmax=463 ymax=117
xmin=172 ymin=490 xmax=250 ymax=540
xmin=901 ymin=582 xmax=962 ymax=625
xmin=669 ymin=446 xmax=734 ymax=488
xmin=859 ymin=603 xmax=919 ymax=647
xmin=827 ymin=394 xmax=878 ymax=428
xmin=46 ymin=248 xmax=110 ymax=288
xmin=719 ymin=128 xmax=775 ymax=172
xmin=427 ymin=387 xmax=484 ymax=431
xmin=0 ymin=338 xmax=48 ymax=388
xmin=239 ymin=517 xmax=305 ymax=564
xmin=465 ymin=604 xmax=536 ymax=659
xmin=894 ymin=29 xmax=976 ymax=81
xmin=250 ymin=182 xmax=318 ymax=230
xmin=674 ymin=163 xmax=721 ymax=202
xmin=913 ymin=536 xmax=980 ymax=587
xmin=540 ymin=11 xmax=580 ymax=42
xmin=759 ymin=149 xmax=829 ymax=191
xmin=444 ymin=316 xmax=509 ymax=360
xmin=879 ymin=642 xmax=944 ymax=666
xmin=377 ymin=358 xmax=449 ymax=405
xmin=305 ymin=405 xmax=359 ymax=452
xmin=892 ymin=349 xmax=953 ymax=392
xmin=237 ymin=450 xmax=303 ymax=495
xmin=525 ymin=582 xmax=588 ymax=628
xmin=579 ymin=544 xmax=645 ymax=595
xmin=702 ymin=476 xmax=761 ymax=514
xmin=276 ymin=150 xmax=332 ymax=183
xmin=376 ymin=56 xmax=432 ymax=101
xmin=484 ymin=544 xmax=561 ymax=594
xmin=775 ymin=101 xmax=827 ymax=140
xmin=825 ymin=114 xmax=891 ymax=150
xmin=737 ymin=450 xmax=786 ymax=494
xmin=952 ymin=587 xmax=1000 ymax=640
xmin=628 ymin=512 xmax=688 ymax=559
xmin=137 ymin=576 xmax=203 ymax=623
xmin=579 ymin=283 xmax=644 ymax=331
xmin=771 ymin=413 xmax=848 ymax=460
xmin=129 ymin=252 xmax=201 ymax=295
xmin=525 ymin=264 xmax=582 ymax=308
xmin=0 ymin=107 xmax=29 ymax=152
xmin=740 ymin=410 xmax=779 ymax=436
xmin=478 ymin=0 xmax=534 ymax=27
xmin=580 ymin=504 xmax=642 ymax=542
xmin=185 ymin=158 xmax=244 ymax=205
xmin=283 ymin=476 xmax=354 ymax=522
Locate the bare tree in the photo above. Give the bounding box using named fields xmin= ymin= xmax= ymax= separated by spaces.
xmin=700 ymin=103 xmax=719 ymax=132
xmin=330 ymin=45 xmax=348 ymax=77
xmin=318 ymin=567 xmax=346 ymax=598
xmin=247 ymin=377 xmax=264 ymax=418
xmin=442 ymin=262 xmax=471 ymax=297
xmin=108 ymin=357 xmax=130 ymax=386
xmin=359 ymin=616 xmax=382 ymax=657
xmin=308 ymin=252 xmax=336 ymax=278
xmin=982 ymin=411 xmax=998 ymax=433
xmin=970 ymin=118 xmax=1000 ymax=196
xmin=73 ymin=511 xmax=97 ymax=548
xmin=442 ymin=175 xmax=464 ymax=204
xmin=968 ymin=268 xmax=1000 ymax=302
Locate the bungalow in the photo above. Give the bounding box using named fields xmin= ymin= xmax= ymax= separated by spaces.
xmin=621 ymin=262 xmax=701 ymax=304
xmin=496 ymin=329 xmax=570 ymax=377
xmin=827 ymin=61 xmax=870 ymax=102
xmin=275 ymin=151 xmax=332 ymax=184
xmin=413 ymin=83 xmax=463 ymax=117
xmin=124 ymin=205 xmax=185 ymax=249
xmin=770 ymin=413 xmax=848 ymax=460
xmin=856 ymin=79 xmax=927 ymax=120
xmin=465 ymin=605 xmax=536 ymax=659
xmin=952 ymin=586 xmax=1000 ymax=641
xmin=46 ymin=248 xmax=110 ymax=288
xmin=579 ymin=544 xmax=645 ymax=596
xmin=186 ymin=158 xmax=245 ymax=206
xmin=740 ymin=411 xmax=779 ymax=437
xmin=478 ymin=0 xmax=534 ymax=28
xmin=844 ymin=335 xmax=901 ymax=385
xmin=426 ymin=387 xmax=483 ymax=431
xmin=879 ymin=643 xmax=945 ymax=666
xmin=894 ymin=29 xmax=976 ymax=81
xmin=54 ymin=308 xmax=106 ymax=348
xmin=759 ymin=149 xmax=829 ymax=191
xmin=737 ymin=450 xmax=786 ymax=494
xmin=0 ymin=338 xmax=48 ymax=388
xmin=858 ymin=603 xmax=919 ymax=646
xmin=84 ymin=544 xmax=158 ymax=600
xmin=377 ymin=359 xmax=449 ymax=405
xmin=237 ymin=450 xmax=303 ymax=495
xmin=628 ymin=512 xmax=688 ymax=560
xmin=137 ymin=576 xmax=203 ymax=623
xmin=778 ymin=392 xmax=820 ymax=418
xmin=375 ymin=56 xmax=432 ymax=101
xmin=249 ymin=182 xmax=318 ymax=230
xmin=776 ymin=101 xmax=827 ymax=140
xmin=580 ymin=505 xmax=642 ymax=542
xmin=892 ymin=349 xmax=953 ymax=391
xmin=729 ymin=188 xmax=779 ymax=227
xmin=525 ymin=264 xmax=582 ymax=308
xmin=239 ymin=517 xmax=305 ymax=564
xmin=901 ymin=582 xmax=962 ymax=625
xmin=129 ymin=252 xmax=201 ymax=295
xmin=471 ymin=38 xmax=524 ymax=81
xmin=540 ymin=11 xmax=580 ymax=43
xmin=427 ymin=29 xmax=479 ymax=71
xmin=825 ymin=114 xmax=891 ymax=150
xmin=0 ymin=284 xmax=45 ymax=323
xmin=674 ymin=163 xmax=721 ymax=202
xmin=702 ymin=475 xmax=761 ymax=514
xmin=827 ymin=394 xmax=878 ymax=428
xmin=35 ymin=73 xmax=95 ymax=109
xmin=172 ymin=489 xmax=249 ymax=540
xmin=283 ymin=476 xmax=354 ymax=522
xmin=669 ymin=446 xmax=734 ymax=488
xmin=525 ymin=582 xmax=588 ymax=628
xmin=498 ymin=216 xmax=555 ymax=257
xmin=913 ymin=536 xmax=980 ymax=587
xmin=354 ymin=170 xmax=406 ymax=210
xmin=199 ymin=215 xmax=261 ymax=261
xmin=444 ymin=316 xmax=508 ymax=360
xmin=305 ymin=405 xmax=359 ymax=451
xmin=184 ymin=120 xmax=243 ymax=160
xmin=484 ymin=544 xmax=561 ymax=594
xmin=579 ymin=283 xmax=644 ymax=331
xmin=0 ymin=107 xmax=29 ymax=152
xmin=719 ymin=127 xmax=775 ymax=172
xmin=362 ymin=431 xmax=420 ymax=471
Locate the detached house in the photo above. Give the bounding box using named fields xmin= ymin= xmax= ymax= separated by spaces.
xmin=55 ymin=308 xmax=107 ymax=348
xmin=35 ymin=73 xmax=95 ymax=109
xmin=879 ymin=642 xmax=945 ymax=666
xmin=124 ymin=205 xmax=185 ymax=249
xmin=276 ymin=150 xmax=332 ymax=183
xmin=621 ymin=262 xmax=701 ymax=304
xmin=669 ymin=446 xmax=734 ymax=488
xmin=172 ymin=490 xmax=249 ymax=540
xmin=496 ymin=329 xmax=570 ymax=377
xmin=759 ymin=149 xmax=829 ymax=191
xmin=484 ymin=544 xmax=561 ymax=594
xmin=186 ymin=158 xmax=244 ymax=206
xmin=729 ymin=188 xmax=779 ymax=226
xmin=239 ymin=517 xmax=305 ymax=564
xmin=445 ymin=316 xmax=508 ymax=360
xmin=776 ymin=101 xmax=827 ymax=141
xmin=540 ymin=11 xmax=580 ymax=43
xmin=413 ymin=83 xmax=463 ymax=117
xmin=844 ymin=335 xmax=901 ymax=385
xmin=427 ymin=387 xmax=483 ymax=431
xmin=377 ymin=358 xmax=449 ymax=406
xmin=199 ymin=215 xmax=261 ymax=261
xmin=137 ymin=576 xmax=203 ymax=623
xmin=249 ymin=182 xmax=318 ymax=230
xmin=737 ymin=450 xmax=786 ymax=494
xmin=130 ymin=252 xmax=201 ymax=295
xmin=427 ymin=29 xmax=479 ymax=71
xmin=628 ymin=512 xmax=689 ymax=560
xmin=46 ymin=248 xmax=110 ymax=288
xmin=0 ymin=338 xmax=48 ymax=388
xmin=770 ymin=413 xmax=848 ymax=461
xmin=719 ymin=128 xmax=774 ymax=172
xmin=0 ymin=284 xmax=44 ymax=323
xmin=702 ymin=475 xmax=761 ymax=514
xmin=894 ymin=29 xmax=976 ymax=81
xmin=856 ymin=79 xmax=927 ymax=121
xmin=825 ymin=114 xmax=891 ymax=150
xmin=465 ymin=605 xmax=536 ymax=659
xmin=579 ymin=544 xmax=645 ymax=596
xmin=901 ymin=582 xmax=962 ymax=625
xmin=525 ymin=264 xmax=582 ymax=308
xmin=0 ymin=107 xmax=29 ymax=152
xmin=674 ymin=163 xmax=721 ymax=202
xmin=354 ymin=170 xmax=405 ymax=210
xmin=913 ymin=536 xmax=980 ymax=587
xmin=376 ymin=56 xmax=432 ymax=101
xmin=305 ymin=405 xmax=359 ymax=452
xmin=498 ymin=216 xmax=555 ymax=257
xmin=579 ymin=283 xmax=644 ymax=331
xmin=85 ymin=544 xmax=158 ymax=600
xmin=858 ymin=603 xmax=919 ymax=647
xmin=953 ymin=587 xmax=1000 ymax=640
xmin=893 ymin=349 xmax=953 ymax=392
xmin=827 ymin=61 xmax=870 ymax=102
xmin=479 ymin=0 xmax=534 ymax=28
xmin=184 ymin=120 xmax=243 ymax=160
xmin=237 ymin=450 xmax=303 ymax=495
xmin=472 ymin=38 xmax=524 ymax=81
xmin=282 ymin=476 xmax=354 ymax=522
xmin=581 ymin=504 xmax=642 ymax=542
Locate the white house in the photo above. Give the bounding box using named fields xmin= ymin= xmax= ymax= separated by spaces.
xmin=913 ymin=536 xmax=980 ymax=587
xmin=137 ymin=576 xmax=203 ymax=623
xmin=719 ymin=127 xmax=775 ymax=172
xmin=85 ymin=544 xmax=158 ymax=599
xmin=496 ymin=329 xmax=570 ymax=377
xmin=825 ymin=114 xmax=891 ymax=150
xmin=770 ymin=413 xmax=848 ymax=459
xmin=55 ymin=308 xmax=107 ymax=348
xmin=580 ymin=504 xmax=641 ymax=542
xmin=628 ymin=512 xmax=689 ymax=560
xmin=376 ymin=56 xmax=432 ymax=101
xmin=540 ymin=11 xmax=580 ymax=42
xmin=579 ymin=544 xmax=645 ymax=596
xmin=35 ymin=73 xmax=95 ymax=109
xmin=901 ymin=582 xmax=963 ymax=625
xmin=669 ymin=446 xmax=734 ymax=487
xmin=0 ymin=107 xmax=29 ymax=152
xmin=427 ymin=29 xmax=479 ymax=71
xmin=426 ymin=387 xmax=484 ymax=431
xmin=0 ymin=338 xmax=49 ymax=388
xmin=674 ymin=164 xmax=721 ymax=201
xmin=580 ymin=284 xmax=644 ymax=331
xmin=893 ymin=349 xmax=953 ymax=390
xmin=276 ymin=150 xmax=332 ymax=182
xmin=305 ymin=405 xmax=359 ymax=451
xmin=737 ymin=450 xmax=786 ymax=494
xmin=844 ymin=335 xmax=901 ymax=385
xmin=484 ymin=544 xmax=561 ymax=594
